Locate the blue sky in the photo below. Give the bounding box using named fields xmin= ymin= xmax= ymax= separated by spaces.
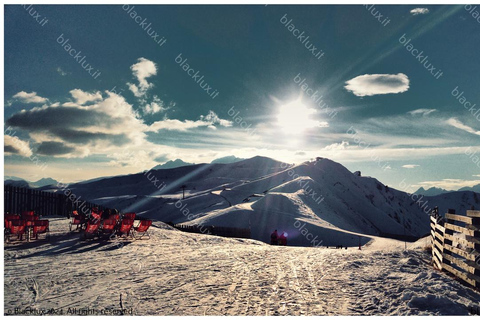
xmin=4 ymin=4 xmax=480 ymax=189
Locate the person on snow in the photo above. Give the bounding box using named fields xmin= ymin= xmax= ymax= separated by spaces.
xmin=270 ymin=229 xmax=278 ymax=245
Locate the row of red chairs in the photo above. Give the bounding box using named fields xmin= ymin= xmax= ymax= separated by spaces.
xmin=73 ymin=211 xmax=151 ymax=240
xmin=4 ymin=212 xmax=49 ymax=242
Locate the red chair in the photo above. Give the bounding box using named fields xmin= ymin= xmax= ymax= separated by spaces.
xmin=100 ymin=219 xmax=116 ymax=237
xmin=133 ymin=220 xmax=152 ymax=240
xmin=32 ymin=220 xmax=49 ymax=240
xmin=123 ymin=212 xmax=136 ymax=221
xmin=109 ymin=214 xmax=121 ymax=225
xmin=81 ymin=220 xmax=101 ymax=240
xmin=4 ymin=214 xmax=20 ymax=229
xmin=117 ymin=219 xmax=134 ymax=238
xmin=70 ymin=212 xmax=85 ymax=231
xmin=7 ymin=220 xmax=26 ymax=242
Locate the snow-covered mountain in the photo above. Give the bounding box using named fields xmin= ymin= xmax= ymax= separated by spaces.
xmin=45 ymin=156 xmax=479 ymax=247
xmin=211 ymin=155 xmax=245 ymax=164
xmin=414 ymin=187 xmax=450 ymax=197
xmin=151 ymin=159 xmax=194 ymax=170
xmin=4 ymin=177 xmax=59 ymax=188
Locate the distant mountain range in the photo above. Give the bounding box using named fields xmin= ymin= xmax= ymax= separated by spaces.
xmin=42 ymin=156 xmax=479 ymax=247
xmin=151 ymin=155 xmax=244 ymax=170
xmin=4 ymin=177 xmax=59 ymax=188
xmin=414 ymin=185 xmax=480 ymax=196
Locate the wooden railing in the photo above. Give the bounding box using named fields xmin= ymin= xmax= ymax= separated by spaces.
xmin=174 ymin=224 xmax=251 ymax=239
xmin=431 ymin=209 xmax=480 ymax=289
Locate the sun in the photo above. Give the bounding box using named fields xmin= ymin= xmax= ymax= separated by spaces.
xmin=277 ymin=99 xmax=323 ymax=135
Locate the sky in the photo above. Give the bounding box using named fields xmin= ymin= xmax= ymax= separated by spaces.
xmin=4 ymin=4 xmax=480 ymax=190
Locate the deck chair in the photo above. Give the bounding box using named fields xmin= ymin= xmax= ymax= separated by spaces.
xmin=117 ymin=219 xmax=134 ymax=238
xmin=4 ymin=214 xmax=20 ymax=229
xmin=70 ymin=212 xmax=85 ymax=231
xmin=32 ymin=220 xmax=49 ymax=240
xmin=133 ymin=220 xmax=152 ymax=240
xmin=81 ymin=220 xmax=101 ymax=240
xmin=123 ymin=212 xmax=136 ymax=221
xmin=99 ymin=219 xmax=117 ymax=238
xmin=7 ymin=220 xmax=26 ymax=242
xmin=21 ymin=211 xmax=35 ymax=220
xmin=108 ymin=214 xmax=121 ymax=225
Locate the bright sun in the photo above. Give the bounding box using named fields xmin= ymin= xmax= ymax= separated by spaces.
xmin=277 ymin=100 xmax=322 ymax=135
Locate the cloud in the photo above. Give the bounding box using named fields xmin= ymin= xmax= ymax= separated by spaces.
xmin=36 ymin=141 xmax=76 ymax=156
xmin=408 ymin=108 xmax=437 ymax=116
xmin=56 ymin=67 xmax=67 ymax=76
xmin=6 ymin=91 xmax=148 ymax=157
xmin=148 ymin=110 xmax=232 ymax=132
xmin=446 ymin=118 xmax=480 ymax=136
xmin=402 ymin=164 xmax=420 ymax=169
xmin=12 ymin=91 xmax=48 ymax=104
xmin=127 ymin=57 xmax=157 ymax=97
xmin=410 ymin=8 xmax=429 ymax=15
xmin=344 ymin=73 xmax=410 ymax=97
xmin=323 ymin=141 xmax=349 ymax=151
xmin=143 ymin=95 xmax=169 ymax=115
xmin=69 ymin=89 xmax=103 ymax=105
xmin=4 ymin=135 xmax=33 ymax=157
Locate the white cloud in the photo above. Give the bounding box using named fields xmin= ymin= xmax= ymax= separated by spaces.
xmin=148 ymin=110 xmax=232 ymax=132
xmin=402 ymin=164 xmax=420 ymax=169
xmin=12 ymin=91 xmax=48 ymax=104
xmin=70 ymin=89 xmax=103 ymax=105
xmin=143 ymin=95 xmax=169 ymax=115
xmin=344 ymin=73 xmax=410 ymax=97
xmin=410 ymin=8 xmax=429 ymax=15
xmin=323 ymin=141 xmax=349 ymax=151
xmin=408 ymin=108 xmax=437 ymax=116
xmin=128 ymin=57 xmax=157 ymax=97
xmin=446 ymin=118 xmax=480 ymax=136
xmin=4 ymin=135 xmax=33 ymax=157
xmin=473 ymin=175 xmax=480 ymax=177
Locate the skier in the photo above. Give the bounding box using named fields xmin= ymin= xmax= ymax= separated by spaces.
xmin=270 ymin=229 xmax=278 ymax=245
xmin=279 ymin=232 xmax=287 ymax=246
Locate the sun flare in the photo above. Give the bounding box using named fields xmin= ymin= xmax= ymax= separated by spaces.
xmin=277 ymin=100 xmax=325 ymax=135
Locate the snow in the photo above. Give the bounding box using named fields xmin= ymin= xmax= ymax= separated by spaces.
xmin=4 ymin=218 xmax=480 ymax=316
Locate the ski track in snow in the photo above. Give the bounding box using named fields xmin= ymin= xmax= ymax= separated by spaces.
xmin=4 ymin=218 xmax=480 ymax=316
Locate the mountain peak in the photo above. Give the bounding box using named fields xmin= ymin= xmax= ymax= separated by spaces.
xmin=152 ymin=159 xmax=194 ymax=170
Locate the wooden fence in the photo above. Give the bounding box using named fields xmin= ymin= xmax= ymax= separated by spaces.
xmin=174 ymin=224 xmax=251 ymax=239
xmin=4 ymin=185 xmax=109 ymax=217
xmin=430 ymin=209 xmax=480 ymax=289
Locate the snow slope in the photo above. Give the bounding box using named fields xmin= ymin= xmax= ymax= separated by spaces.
xmin=4 ymin=218 xmax=480 ymax=316
xmin=43 ymin=157 xmax=479 ymax=247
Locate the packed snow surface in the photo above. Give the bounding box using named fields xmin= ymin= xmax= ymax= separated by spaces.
xmin=4 ymin=218 xmax=480 ymax=316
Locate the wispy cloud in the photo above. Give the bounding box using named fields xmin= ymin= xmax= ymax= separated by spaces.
xmin=410 ymin=8 xmax=429 ymax=15
xmin=56 ymin=67 xmax=67 ymax=76
xmin=148 ymin=111 xmax=232 ymax=132
xmin=11 ymin=91 xmax=48 ymax=104
xmin=344 ymin=73 xmax=410 ymax=97
xmin=408 ymin=108 xmax=437 ymax=116
xmin=127 ymin=57 xmax=157 ymax=97
xmin=415 ymin=178 xmax=480 ymax=190
xmin=402 ymin=164 xmax=420 ymax=169
xmin=446 ymin=118 xmax=480 ymax=136
xmin=4 ymin=135 xmax=33 ymax=157
xmin=69 ymin=89 xmax=103 ymax=105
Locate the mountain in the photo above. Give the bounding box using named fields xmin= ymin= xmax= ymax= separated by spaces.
xmin=4 ymin=179 xmax=30 ymax=188
xmin=31 ymin=178 xmax=59 ymax=188
xmin=45 ymin=156 xmax=479 ymax=247
xmin=414 ymin=187 xmax=450 ymax=196
xmin=152 ymin=159 xmax=194 ymax=170
xmin=211 ymin=155 xmax=245 ymax=164
xmin=4 ymin=177 xmax=59 ymax=188
xmin=459 ymin=184 xmax=480 ymax=193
